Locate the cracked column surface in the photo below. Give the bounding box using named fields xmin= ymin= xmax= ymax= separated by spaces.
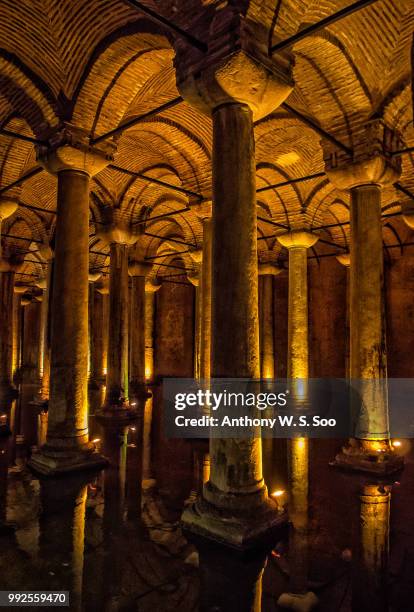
xmin=28 ymin=127 xmax=115 ymax=476
xmin=324 ymin=119 xmax=404 ymax=474
xmin=175 ymin=4 xmax=294 ymax=548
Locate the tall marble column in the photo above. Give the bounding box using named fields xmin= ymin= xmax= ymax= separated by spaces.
xmin=276 ymin=232 xmax=318 ymax=611
xmin=324 ymin=119 xmax=403 ymax=474
xmin=187 ymin=263 xmax=201 ymax=379
xmin=88 ymin=276 xmax=106 ymax=390
xmin=258 ymin=263 xmax=282 ymax=379
xmin=175 ymin=5 xmax=294 ymax=547
xmin=141 ymin=279 xmax=160 ymax=482
xmin=19 ymin=297 xmax=42 ymax=449
xmin=0 ymin=254 xmax=22 ymax=434
xmin=29 ymin=128 xmax=115 ymax=475
xmin=128 ymin=260 xmax=151 ymax=406
xmin=193 ymin=206 xmax=212 ymax=382
xmin=96 ymin=239 xmax=136 ymax=422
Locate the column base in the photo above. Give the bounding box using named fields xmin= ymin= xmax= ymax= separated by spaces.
xmin=28 ymin=443 xmax=108 ymax=477
xmin=182 ymin=490 xmax=286 ymax=551
xmin=330 ymin=440 xmax=404 ymax=475
xmin=277 ymin=592 xmax=319 ymax=612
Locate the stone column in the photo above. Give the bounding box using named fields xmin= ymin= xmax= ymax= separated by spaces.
xmin=277 ymin=232 xmax=318 ymax=381
xmin=175 ymin=5 xmax=293 ymax=547
xmin=0 ymin=198 xmax=18 ymax=260
xmin=140 ymin=279 xmax=161 ymax=482
xmin=352 ymin=484 xmax=390 ymax=612
xmin=187 ymin=263 xmax=201 ymax=379
xmin=88 ymin=277 xmax=106 ymax=390
xmin=128 ymin=260 xmax=151 ymax=406
xmin=336 ymin=254 xmax=351 ymax=377
xmin=29 ymin=128 xmax=115 ymax=476
xmin=324 ymin=119 xmax=403 ymax=474
xmin=258 ymin=263 xmax=282 ymax=379
xmin=19 ymin=297 xmax=42 ymax=449
xmin=193 ymin=207 xmax=212 ymax=382
xmin=276 ymin=232 xmax=318 ymax=611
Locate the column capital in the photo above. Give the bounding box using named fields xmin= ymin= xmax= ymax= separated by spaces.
xmin=187 ymin=269 xmax=199 ymax=286
xmin=0 ymin=197 xmax=18 ymax=221
xmin=258 ymin=262 xmax=283 ymax=276
xmin=128 ymin=260 xmax=152 ymax=277
xmin=277 ymin=230 xmax=319 ymax=250
xmin=174 ymin=5 xmax=293 ymax=120
xmin=323 ymin=119 xmax=402 ymax=190
xmin=336 ymin=253 xmax=350 ymax=267
xmin=96 ymin=208 xmax=138 ymax=246
xmin=145 ymin=278 xmax=161 ymax=293
xmin=37 ymin=122 xmax=116 ymax=176
xmin=88 ymin=272 xmax=102 ymax=282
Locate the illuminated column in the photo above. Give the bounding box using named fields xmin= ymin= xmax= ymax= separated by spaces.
xmin=128 ymin=260 xmax=151 ymax=406
xmin=37 ymin=258 xmax=53 ymax=400
xmin=276 ymin=232 xmax=318 ymax=611
xmin=176 ymin=4 xmax=293 ymax=546
xmin=336 ymin=253 xmax=351 ymax=377
xmin=187 ymin=262 xmax=201 ymax=379
xmin=29 ymin=130 xmax=115 ymax=476
xmin=277 ymin=232 xmax=318 ymax=381
xmin=0 ymin=198 xmax=18 ymax=260
xmin=19 ymin=297 xmax=42 ymax=449
xmin=39 ymin=476 xmax=90 ymax=612
xmin=141 ymin=279 xmax=160 ymax=481
xmin=352 ymin=484 xmax=390 ymax=612
xmin=144 ymin=278 xmax=161 ymax=384
xmin=258 ymin=263 xmax=282 ymax=379
xmin=324 ymin=120 xmax=403 ymax=473
xmin=193 ymin=205 xmax=213 ymax=382
xmin=88 ymin=275 xmax=106 ymax=389
xmin=0 ymin=255 xmax=22 ymax=415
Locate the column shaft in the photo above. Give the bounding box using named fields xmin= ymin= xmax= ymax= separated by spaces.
xmin=129 ymin=275 xmax=146 ymax=397
xmin=200 ymin=219 xmax=212 ymax=380
xmin=47 ymin=170 xmax=90 ymax=449
xmin=89 ymin=284 xmax=106 ymax=385
xmin=105 ymin=242 xmax=129 ymax=405
xmin=259 ymin=275 xmax=275 ymax=379
xmin=0 ymin=270 xmax=16 ymax=392
xmin=208 ymin=102 xmax=262 ymax=500
xmin=145 ymin=290 xmax=156 ymax=382
xmin=288 ymin=247 xmax=309 ymax=379
xmin=350 ymin=185 xmax=388 ymax=440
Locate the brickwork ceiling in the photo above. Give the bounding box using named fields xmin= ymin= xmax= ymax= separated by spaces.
xmin=0 ymin=0 xmax=413 ymax=283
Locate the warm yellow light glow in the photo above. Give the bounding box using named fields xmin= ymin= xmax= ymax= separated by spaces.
xmin=145 ymin=366 xmax=152 ymax=381
xmin=271 ymin=490 xmax=285 ymax=497
xmin=102 ymin=368 xmax=107 ymax=376
xmin=297 ymin=437 xmax=306 ymax=450
xmin=392 ymin=440 xmax=402 ymax=447
xmin=92 ymin=438 xmax=100 ymax=444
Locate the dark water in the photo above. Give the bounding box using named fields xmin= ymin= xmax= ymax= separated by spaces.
xmin=0 ymin=391 xmax=413 ymax=611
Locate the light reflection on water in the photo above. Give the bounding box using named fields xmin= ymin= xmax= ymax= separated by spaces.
xmin=0 ymin=389 xmax=413 ymax=611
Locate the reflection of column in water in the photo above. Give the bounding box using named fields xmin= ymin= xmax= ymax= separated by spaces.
xmin=352 ymin=484 xmax=390 ymax=612
xmin=278 ymin=437 xmax=318 ymax=610
xmin=126 ymin=422 xmax=143 ymax=521
xmin=186 ymin=444 xmax=210 ymax=504
xmin=101 ymin=425 xmax=128 ymax=606
xmin=198 ymin=542 xmax=267 ymax=612
xmin=38 ymin=475 xmax=90 ymax=612
xmin=142 ymin=396 xmax=153 ymax=482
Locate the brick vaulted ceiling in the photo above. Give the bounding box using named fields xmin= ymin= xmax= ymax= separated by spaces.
xmin=0 ymin=0 xmax=413 ymax=285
